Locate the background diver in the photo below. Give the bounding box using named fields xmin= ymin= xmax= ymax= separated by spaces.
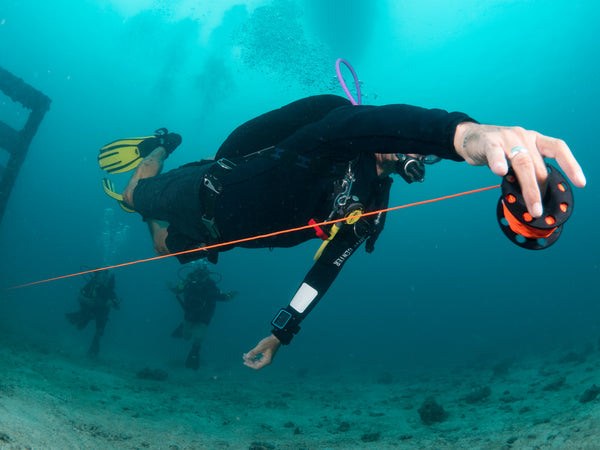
xmin=97 ymin=94 xmax=586 ymax=370
xmin=168 ymin=263 xmax=237 ymax=370
xmin=66 ymin=270 xmax=120 ymax=357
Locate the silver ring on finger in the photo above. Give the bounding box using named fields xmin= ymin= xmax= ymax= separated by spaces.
xmin=509 ymin=146 xmax=529 ymax=159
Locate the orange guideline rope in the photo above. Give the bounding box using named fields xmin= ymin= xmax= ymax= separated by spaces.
xmin=501 ymin=201 xmax=556 ymax=239
xmin=5 ymin=184 xmax=500 ymax=291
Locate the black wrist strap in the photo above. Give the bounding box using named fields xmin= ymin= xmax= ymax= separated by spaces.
xmin=271 ymin=307 xmax=301 ymax=345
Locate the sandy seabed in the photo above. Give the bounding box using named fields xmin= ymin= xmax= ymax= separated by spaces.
xmin=1 ymin=334 xmax=600 ymax=450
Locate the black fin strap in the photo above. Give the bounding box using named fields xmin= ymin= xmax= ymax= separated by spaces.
xmin=154 ymin=128 xmax=182 ymax=155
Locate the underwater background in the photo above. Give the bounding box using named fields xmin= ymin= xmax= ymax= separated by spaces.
xmin=1 ymin=0 xmax=599 ymax=447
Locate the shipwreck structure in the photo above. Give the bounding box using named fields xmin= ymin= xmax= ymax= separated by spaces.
xmin=0 ymin=66 xmax=51 ymax=224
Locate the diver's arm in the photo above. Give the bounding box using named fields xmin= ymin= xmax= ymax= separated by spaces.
xmin=243 ymin=223 xmax=366 ymax=370
xmin=269 ymin=226 xmax=364 ymax=345
xmin=327 ymin=107 xmax=586 ymax=217
xmin=278 ymin=104 xmax=476 ymax=161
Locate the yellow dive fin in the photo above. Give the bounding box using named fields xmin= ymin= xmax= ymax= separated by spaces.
xmin=98 ymin=128 xmax=181 ymax=174
xmin=97 ymin=135 xmax=156 ymax=174
xmin=101 ymin=178 xmax=135 ymax=213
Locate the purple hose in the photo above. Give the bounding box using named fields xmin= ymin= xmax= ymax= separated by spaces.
xmin=335 ymin=58 xmax=362 ymax=105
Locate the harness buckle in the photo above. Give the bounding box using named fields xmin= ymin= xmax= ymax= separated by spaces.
xmin=217 ymin=158 xmax=237 ymax=170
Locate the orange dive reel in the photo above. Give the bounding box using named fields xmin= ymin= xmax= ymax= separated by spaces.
xmin=497 ymin=164 xmax=574 ymax=250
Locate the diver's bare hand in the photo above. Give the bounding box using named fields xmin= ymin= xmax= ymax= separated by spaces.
xmin=243 ymin=334 xmax=281 ymax=370
xmin=454 ymin=122 xmax=586 ymax=217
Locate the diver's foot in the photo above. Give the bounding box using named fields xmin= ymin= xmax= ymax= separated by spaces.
xmin=185 ymin=351 xmax=200 ymax=370
xmin=156 ymin=128 xmax=182 ymax=155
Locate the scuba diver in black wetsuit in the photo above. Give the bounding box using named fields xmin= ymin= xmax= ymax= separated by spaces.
xmin=169 ymin=263 xmax=237 ymax=370
xmin=66 ymin=270 xmax=120 ymax=357
xmin=98 ymin=94 xmax=586 ymax=370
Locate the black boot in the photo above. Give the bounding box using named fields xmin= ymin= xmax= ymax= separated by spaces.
xmin=185 ymin=344 xmax=201 ymax=370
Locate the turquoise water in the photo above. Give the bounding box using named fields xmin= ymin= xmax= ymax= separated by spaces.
xmin=1 ymin=0 xmax=599 ymax=399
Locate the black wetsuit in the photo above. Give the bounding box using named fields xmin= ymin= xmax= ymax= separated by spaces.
xmin=66 ymin=272 xmax=118 ymax=356
xmin=182 ymin=277 xmax=228 ymax=325
xmin=133 ymin=95 xmax=474 ymax=344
